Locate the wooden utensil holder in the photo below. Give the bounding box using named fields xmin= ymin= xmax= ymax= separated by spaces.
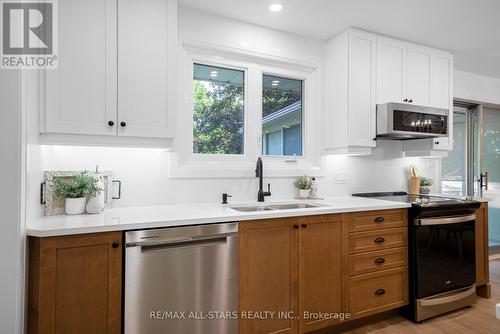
xmin=409 ymin=176 xmax=421 ymax=194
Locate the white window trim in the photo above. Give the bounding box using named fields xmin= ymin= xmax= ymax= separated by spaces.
xmin=169 ymin=41 xmax=322 ymax=179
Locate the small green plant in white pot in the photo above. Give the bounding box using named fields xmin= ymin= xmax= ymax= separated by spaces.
xmin=420 ymin=177 xmax=433 ymax=195
xmin=54 ymin=171 xmax=103 ymax=215
xmin=294 ymin=175 xmax=312 ymax=199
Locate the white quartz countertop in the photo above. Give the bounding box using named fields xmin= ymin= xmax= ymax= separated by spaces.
xmin=27 ymin=196 xmax=411 ymax=237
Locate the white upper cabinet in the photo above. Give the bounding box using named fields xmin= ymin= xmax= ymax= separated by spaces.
xmin=405 ymin=44 xmax=433 ymax=106
xmin=41 ymin=0 xmax=176 ymax=142
xmin=432 ymin=51 xmax=453 ymax=109
xmin=348 ymin=31 xmax=376 ymax=147
xmin=325 ymin=29 xmax=376 ymax=155
xmin=431 ymin=50 xmax=454 ymax=150
xmin=376 ymin=40 xmax=452 ymax=110
xmin=117 ymin=0 xmax=176 ymax=138
xmin=327 ymin=29 xmax=454 ymax=155
xmin=376 ymin=37 xmax=406 ymax=104
xmin=43 ymin=0 xmax=117 ymax=136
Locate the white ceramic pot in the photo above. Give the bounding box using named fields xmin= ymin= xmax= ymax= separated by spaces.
xmin=86 ymin=193 xmax=105 ymax=214
xmin=65 ymin=197 xmax=87 ymax=215
xmin=420 ymin=186 xmax=430 ymax=194
xmin=299 ymin=189 xmax=310 ymax=198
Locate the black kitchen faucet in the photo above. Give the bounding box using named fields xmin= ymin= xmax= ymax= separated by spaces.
xmin=255 ymin=157 xmax=271 ymax=202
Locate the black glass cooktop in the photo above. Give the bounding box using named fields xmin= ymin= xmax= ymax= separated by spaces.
xmin=352 ymin=191 xmax=481 ymax=218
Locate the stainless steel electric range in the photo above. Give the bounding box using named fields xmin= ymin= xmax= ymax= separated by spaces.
xmin=353 ymin=191 xmax=481 ymax=322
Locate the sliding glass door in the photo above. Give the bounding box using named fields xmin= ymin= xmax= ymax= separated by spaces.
xmin=441 ymin=107 xmax=468 ymax=196
xmin=440 ymin=104 xmax=479 ymax=197
xmin=481 ymin=107 xmax=500 ymax=254
xmin=440 ymin=102 xmax=500 ymax=255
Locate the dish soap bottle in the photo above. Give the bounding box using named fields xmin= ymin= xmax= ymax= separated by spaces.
xmin=309 ymin=177 xmax=318 ymax=199
xmin=86 ymin=165 xmax=105 ymax=214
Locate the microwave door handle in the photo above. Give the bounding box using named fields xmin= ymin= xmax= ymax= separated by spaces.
xmin=415 ymin=214 xmax=476 ymax=226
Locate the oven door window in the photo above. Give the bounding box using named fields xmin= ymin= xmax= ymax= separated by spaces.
xmin=415 ymin=219 xmax=475 ymax=299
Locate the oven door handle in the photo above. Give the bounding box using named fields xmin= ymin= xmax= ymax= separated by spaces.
xmin=419 ymin=285 xmax=476 ymax=307
xmin=415 ymin=214 xmax=476 ymax=226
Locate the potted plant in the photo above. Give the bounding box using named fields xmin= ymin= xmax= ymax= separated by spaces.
xmin=54 ymin=171 xmax=103 ymax=215
xmin=420 ymin=177 xmax=433 ymax=194
xmin=294 ymin=175 xmax=312 ymax=199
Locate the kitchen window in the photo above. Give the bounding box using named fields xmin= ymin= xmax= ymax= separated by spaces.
xmin=173 ymin=45 xmax=320 ymax=178
xmin=262 ymin=75 xmax=303 ymax=156
xmin=192 ymin=63 xmax=245 ymax=154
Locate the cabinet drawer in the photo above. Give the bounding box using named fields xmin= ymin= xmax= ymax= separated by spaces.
xmin=348 ymin=227 xmax=407 ymax=254
xmin=349 ymin=247 xmax=407 ymax=276
xmin=348 ymin=209 xmax=407 ymax=232
xmin=349 ymin=267 xmax=408 ymax=319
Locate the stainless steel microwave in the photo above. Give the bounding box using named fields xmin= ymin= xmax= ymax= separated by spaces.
xmin=376 ymin=102 xmax=449 ymax=140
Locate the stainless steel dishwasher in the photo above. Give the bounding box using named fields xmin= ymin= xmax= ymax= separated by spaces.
xmin=125 ymin=223 xmax=238 ymax=334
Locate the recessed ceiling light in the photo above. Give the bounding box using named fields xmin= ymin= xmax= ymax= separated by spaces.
xmin=269 ymin=3 xmax=282 ymax=12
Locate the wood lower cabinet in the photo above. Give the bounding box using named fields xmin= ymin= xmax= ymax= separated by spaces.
xmin=344 ymin=209 xmax=409 ymax=320
xmin=239 ymin=218 xmax=299 ymax=334
xmin=476 ymin=202 xmax=491 ymax=298
xmin=28 ymin=232 xmax=123 ymax=334
xmin=348 ymin=267 xmax=408 ymax=319
xmin=239 ymin=214 xmax=343 ymax=334
xmin=298 ymin=215 xmax=343 ymax=333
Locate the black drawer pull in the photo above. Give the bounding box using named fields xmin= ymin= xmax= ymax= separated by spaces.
xmin=293 ymin=224 xmax=299 ymax=229
xmin=374 ymin=217 xmax=385 ymax=223
xmin=374 ymin=257 xmax=386 ymax=264
xmin=301 ymin=224 xmax=307 ymax=228
xmin=374 ymin=289 xmax=386 ymax=296
xmin=112 ymin=242 xmax=120 ymax=249
xmin=374 ymin=237 xmax=385 ymax=244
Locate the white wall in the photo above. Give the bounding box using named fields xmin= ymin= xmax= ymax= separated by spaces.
xmin=454 ymin=69 xmax=500 ymax=105
xmin=26 ymin=7 xmax=440 ymax=220
xmin=178 ymin=6 xmax=324 ymax=64
xmin=0 ymin=70 xmax=24 ymax=334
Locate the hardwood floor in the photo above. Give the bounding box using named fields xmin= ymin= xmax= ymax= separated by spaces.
xmin=320 ymin=259 xmax=500 ymax=334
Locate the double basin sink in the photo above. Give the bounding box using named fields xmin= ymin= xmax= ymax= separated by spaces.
xmin=230 ymin=202 xmax=326 ymax=212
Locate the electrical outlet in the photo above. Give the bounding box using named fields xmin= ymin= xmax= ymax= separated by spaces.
xmin=334 ymin=177 xmax=347 ymax=184
xmin=332 ymin=171 xmax=347 ymax=184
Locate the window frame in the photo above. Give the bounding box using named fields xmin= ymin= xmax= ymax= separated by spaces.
xmin=192 ymin=62 xmax=247 ymax=157
xmin=186 ymin=55 xmax=251 ymax=163
xmin=170 ymin=43 xmax=321 ymax=178
xmin=260 ymin=70 xmax=306 ymax=159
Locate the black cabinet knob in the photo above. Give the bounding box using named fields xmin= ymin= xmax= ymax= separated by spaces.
xmin=293 ymin=224 xmax=299 ymax=229
xmin=374 ymin=237 xmax=385 ymax=244
xmin=108 ymin=120 xmax=114 ymax=126
xmin=374 ymin=289 xmax=386 ymax=296
xmin=374 ymin=257 xmax=386 ymax=264
xmin=301 ymin=224 xmax=307 ymax=228
xmin=435 ymin=141 xmax=440 ymax=145
xmin=112 ymin=242 xmax=120 ymax=248
xmin=374 ymin=217 xmax=385 ymax=223
xmin=120 ymin=121 xmax=127 ymax=127
xmin=403 ymin=98 xmax=408 ymax=102
xmin=408 ymin=99 xmax=413 ymax=103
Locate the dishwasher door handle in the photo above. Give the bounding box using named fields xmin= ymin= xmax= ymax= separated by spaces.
xmin=135 ymin=235 xmax=230 ymax=252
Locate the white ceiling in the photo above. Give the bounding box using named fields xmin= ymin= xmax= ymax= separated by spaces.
xmin=179 ymin=0 xmax=500 ymax=79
